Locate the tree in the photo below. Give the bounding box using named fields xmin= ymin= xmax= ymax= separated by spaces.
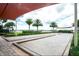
xmin=0 ymin=19 xmax=7 ymax=30
xmin=32 ymin=19 xmax=43 ymax=31
xmin=25 ymin=19 xmax=33 ymax=30
xmin=4 ymin=22 xmax=15 ymax=31
xmin=50 ymin=22 xmax=57 ymax=30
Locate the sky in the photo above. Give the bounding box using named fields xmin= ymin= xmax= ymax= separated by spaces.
xmin=8 ymin=3 xmax=79 ymax=30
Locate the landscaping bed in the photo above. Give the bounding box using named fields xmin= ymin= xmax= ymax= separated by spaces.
xmin=58 ymin=30 xmax=73 ymax=33
xmin=69 ymin=31 xmax=79 ymax=56
xmin=3 ymin=30 xmax=53 ymax=37
xmin=1 ymin=30 xmax=73 ymax=37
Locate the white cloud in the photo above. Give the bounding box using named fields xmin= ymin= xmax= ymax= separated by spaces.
xmin=16 ymin=3 xmax=77 ymax=30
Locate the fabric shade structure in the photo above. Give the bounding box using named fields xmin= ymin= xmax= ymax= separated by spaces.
xmin=0 ymin=3 xmax=57 ymax=20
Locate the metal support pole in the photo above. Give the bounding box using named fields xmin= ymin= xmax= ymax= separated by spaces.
xmin=74 ymin=3 xmax=78 ymax=47
xmin=15 ymin=19 xmax=17 ymax=36
xmin=16 ymin=20 xmax=17 ymax=31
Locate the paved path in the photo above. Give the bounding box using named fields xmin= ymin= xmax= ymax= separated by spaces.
xmin=0 ymin=36 xmax=18 ymax=56
xmin=0 ymin=33 xmax=73 ymax=56
xmin=17 ymin=33 xmax=73 ymax=56
xmin=0 ymin=36 xmax=30 ymax=56
xmin=0 ymin=33 xmax=56 ymax=56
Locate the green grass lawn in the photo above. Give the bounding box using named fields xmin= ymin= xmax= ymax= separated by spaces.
xmin=69 ymin=31 xmax=79 ymax=56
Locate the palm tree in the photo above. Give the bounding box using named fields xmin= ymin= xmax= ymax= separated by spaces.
xmin=4 ymin=22 xmax=15 ymax=31
xmin=25 ymin=19 xmax=33 ymax=30
xmin=32 ymin=19 xmax=43 ymax=31
xmin=50 ymin=22 xmax=57 ymax=30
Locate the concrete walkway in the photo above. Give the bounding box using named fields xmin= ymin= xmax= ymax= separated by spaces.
xmin=0 ymin=33 xmax=56 ymax=56
xmin=0 ymin=36 xmax=18 ymax=56
xmin=0 ymin=33 xmax=73 ymax=56
xmin=0 ymin=36 xmax=30 ymax=56
xmin=16 ymin=33 xmax=73 ymax=56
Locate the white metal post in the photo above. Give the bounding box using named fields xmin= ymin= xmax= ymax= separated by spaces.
xmin=74 ymin=3 xmax=78 ymax=47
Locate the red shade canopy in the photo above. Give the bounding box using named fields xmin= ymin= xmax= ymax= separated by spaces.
xmin=0 ymin=3 xmax=57 ymax=20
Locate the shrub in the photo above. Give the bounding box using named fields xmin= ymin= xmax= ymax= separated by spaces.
xmin=58 ymin=30 xmax=73 ymax=33
xmin=22 ymin=30 xmax=42 ymax=34
xmin=69 ymin=31 xmax=79 ymax=56
xmin=69 ymin=46 xmax=79 ymax=56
